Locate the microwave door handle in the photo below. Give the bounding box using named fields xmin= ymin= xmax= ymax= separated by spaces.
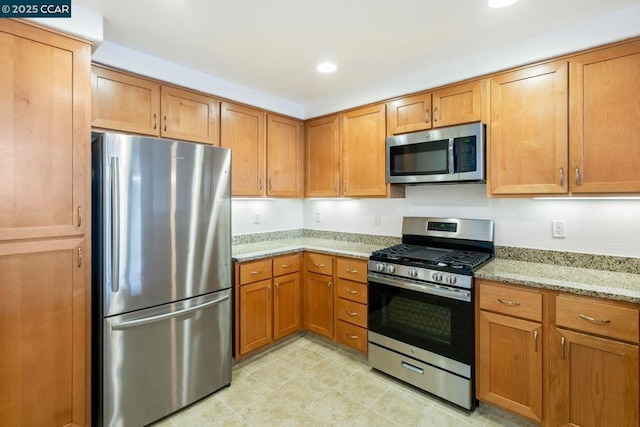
xmin=448 ymin=138 xmax=455 ymax=174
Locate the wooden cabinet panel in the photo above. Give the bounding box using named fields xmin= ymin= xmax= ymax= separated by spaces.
xmin=91 ymin=65 xmax=160 ymax=136
xmin=556 ymin=294 xmax=639 ymax=343
xmin=267 ymin=114 xmax=303 ymax=197
xmin=0 ymin=238 xmax=86 ymax=427
xmin=239 ymin=278 xmax=273 ymax=354
xmin=335 ymin=320 xmax=368 ymax=353
xmin=341 ymin=104 xmax=387 ymax=197
xmin=477 ymin=310 xmax=543 ymax=423
xmin=273 ymin=253 xmax=301 ymax=276
xmin=160 ymin=86 xmax=219 ymax=145
xmin=489 ymin=61 xmax=569 ymax=195
xmin=387 ymin=93 xmax=432 ymax=135
xmin=478 ymin=280 xmax=542 ymax=322
xmin=305 ymin=252 xmax=333 ymax=276
xmin=335 ymin=278 xmax=367 ymax=305
xmin=239 ymin=259 xmax=272 ymax=285
xmin=569 ymin=40 xmax=640 ymax=193
xmin=304 ymin=271 xmax=334 ymax=339
xmin=304 ymin=115 xmax=341 ymax=197
xmin=335 ymin=258 xmax=367 ymax=283
xmin=273 ymin=272 xmax=301 ymax=340
xmin=432 ymin=80 xmax=486 ymax=128
xmin=220 ymin=102 xmax=266 ymax=196
xmin=335 ymin=298 xmax=367 ymax=328
xmin=549 ymin=327 xmax=639 ymax=427
xmin=1 ymin=27 xmax=89 ymax=242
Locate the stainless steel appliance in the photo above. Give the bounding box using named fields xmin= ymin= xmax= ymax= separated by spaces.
xmin=368 ymin=217 xmax=494 ymax=410
xmin=91 ymin=132 xmax=232 ymax=427
xmin=386 ymin=122 xmax=485 ymax=185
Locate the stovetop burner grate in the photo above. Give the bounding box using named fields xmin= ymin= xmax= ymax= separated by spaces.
xmin=372 ymin=244 xmax=491 ymax=271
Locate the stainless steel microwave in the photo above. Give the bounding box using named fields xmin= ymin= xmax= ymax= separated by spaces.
xmin=386 ymin=122 xmax=485 ymax=184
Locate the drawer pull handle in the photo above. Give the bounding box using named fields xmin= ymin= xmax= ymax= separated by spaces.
xmin=346 ymin=333 xmax=359 ymax=340
xmin=346 ymin=310 xmax=358 ymax=317
xmin=497 ymin=298 xmax=521 ymax=306
xmin=345 ymin=269 xmax=358 ymax=274
xmin=314 ymin=263 xmax=325 ymax=268
xmin=561 ymin=336 xmax=566 ymax=359
xmin=281 ymin=263 xmax=292 ymax=268
xmin=402 ymin=361 xmax=424 ymax=375
xmin=579 ymin=314 xmax=611 ymax=325
xmin=345 ymin=288 xmax=358 ymax=295
xmin=533 ymin=330 xmax=538 ymax=352
xmin=250 ymin=270 xmax=263 ymax=275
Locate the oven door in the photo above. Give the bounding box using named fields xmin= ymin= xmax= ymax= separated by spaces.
xmin=368 ymin=272 xmax=473 ymax=366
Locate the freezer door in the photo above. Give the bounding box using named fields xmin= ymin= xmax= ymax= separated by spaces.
xmin=97 ymin=133 xmax=231 ymax=316
xmin=102 ymin=289 xmax=232 ymax=427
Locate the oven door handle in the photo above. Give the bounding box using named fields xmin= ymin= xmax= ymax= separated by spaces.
xmin=368 ymin=272 xmax=472 ymax=302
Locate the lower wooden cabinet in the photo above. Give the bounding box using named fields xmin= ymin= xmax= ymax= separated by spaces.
xmin=334 ymin=257 xmax=369 ymax=353
xmin=239 ymin=278 xmax=273 ymax=354
xmin=273 ymin=272 xmax=301 ymax=340
xmin=304 ymin=271 xmax=334 ymax=339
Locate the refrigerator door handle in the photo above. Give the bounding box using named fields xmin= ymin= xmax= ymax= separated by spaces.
xmin=111 ymin=157 xmax=121 ymax=293
xmin=110 ymin=294 xmax=230 ymax=330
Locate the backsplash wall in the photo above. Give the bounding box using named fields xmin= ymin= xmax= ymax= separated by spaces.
xmin=232 ymin=185 xmax=640 ymax=258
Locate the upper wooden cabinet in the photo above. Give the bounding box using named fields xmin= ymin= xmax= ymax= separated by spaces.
xmin=266 ymin=114 xmax=303 ymax=197
xmin=92 ymin=65 xmax=219 ymax=145
xmin=305 ymin=115 xmax=341 ymax=197
xmin=489 ymin=61 xmax=569 ymax=195
xmin=569 ymin=40 xmax=640 ymax=194
xmin=342 ymin=104 xmax=388 ymax=197
xmin=220 ymin=101 xmax=266 ymax=196
xmin=387 ymin=80 xmax=486 ymax=135
xmin=0 ymin=20 xmax=90 ymax=427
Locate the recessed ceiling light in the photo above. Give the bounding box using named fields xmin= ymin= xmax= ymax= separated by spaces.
xmin=488 ymin=0 xmax=519 ymax=8
xmin=317 ymin=62 xmax=337 ymax=73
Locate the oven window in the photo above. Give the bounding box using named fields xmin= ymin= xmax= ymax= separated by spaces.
xmin=389 ymin=139 xmax=449 ymax=176
xmin=385 ymin=295 xmax=451 ymax=345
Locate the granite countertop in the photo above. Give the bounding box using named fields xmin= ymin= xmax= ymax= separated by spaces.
xmin=476 ymin=258 xmax=640 ymax=304
xmin=232 ymin=237 xmax=386 ymax=262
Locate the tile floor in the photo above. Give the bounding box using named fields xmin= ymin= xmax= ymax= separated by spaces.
xmin=152 ymin=335 xmax=536 ymax=427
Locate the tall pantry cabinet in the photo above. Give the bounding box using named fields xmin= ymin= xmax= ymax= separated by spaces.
xmin=0 ymin=20 xmax=91 ymax=427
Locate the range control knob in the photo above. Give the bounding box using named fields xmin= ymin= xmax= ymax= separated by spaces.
xmin=376 ymin=263 xmax=385 ymax=272
xmin=408 ymin=268 xmax=418 ymax=278
xmin=432 ymin=272 xmax=443 ymax=282
xmin=386 ymin=264 xmax=396 ymax=274
xmin=446 ymin=275 xmax=457 ymax=285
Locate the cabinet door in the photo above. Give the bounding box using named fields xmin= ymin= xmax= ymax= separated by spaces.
xmin=160 ymin=86 xmax=219 ymax=145
xmin=92 ymin=65 xmax=160 ymax=136
xmin=267 ymin=115 xmax=303 ymax=197
xmin=489 ymin=61 xmax=569 ymax=195
xmin=477 ymin=311 xmax=543 ymax=423
xmin=569 ymin=40 xmax=640 ymax=193
xmin=549 ymin=327 xmax=639 ymax=427
xmin=0 ymin=23 xmax=90 ymax=242
xmin=432 ymin=80 xmax=486 ymax=128
xmin=342 ymin=104 xmax=387 ymax=197
xmin=0 ymin=238 xmax=86 ymax=427
xmin=273 ymin=272 xmax=301 ymax=340
xmin=220 ymin=102 xmax=266 ymax=196
xmin=304 ymin=115 xmax=341 ymax=197
xmin=387 ymin=93 xmax=432 ymax=135
xmin=304 ymin=272 xmax=334 ymax=339
xmin=239 ymin=279 xmax=273 ymax=355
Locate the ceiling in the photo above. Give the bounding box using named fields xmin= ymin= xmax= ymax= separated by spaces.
xmin=75 ymin=0 xmax=639 ymax=106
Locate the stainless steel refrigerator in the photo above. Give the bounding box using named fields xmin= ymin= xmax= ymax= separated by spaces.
xmin=91 ymin=132 xmax=232 ymax=427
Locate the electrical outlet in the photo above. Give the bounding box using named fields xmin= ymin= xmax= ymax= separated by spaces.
xmin=253 ymin=213 xmax=260 ymax=224
xmin=552 ymin=220 xmax=566 ymax=238
xmin=373 ymin=214 xmax=381 ymax=226
xmin=315 ymin=211 xmax=321 ymax=222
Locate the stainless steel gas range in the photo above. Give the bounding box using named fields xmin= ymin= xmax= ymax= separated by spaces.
xmin=367 ymin=217 xmax=494 ymax=410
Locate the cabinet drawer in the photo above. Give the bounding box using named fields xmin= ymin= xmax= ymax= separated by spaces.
xmin=273 ymin=253 xmax=300 ymax=276
xmin=555 ymin=295 xmax=639 ymax=343
xmin=336 ymin=278 xmax=367 ymax=304
xmin=239 ymin=259 xmax=272 ymax=285
xmin=305 ymin=252 xmax=333 ymax=275
xmin=335 ymin=320 xmax=368 ymax=353
xmin=479 ymin=281 xmax=542 ymax=322
xmin=336 ymin=258 xmax=368 ymax=283
xmin=336 ymin=298 xmax=367 ymax=328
